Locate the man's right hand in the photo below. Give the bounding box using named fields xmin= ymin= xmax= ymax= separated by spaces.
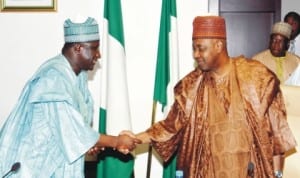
xmin=116 ymin=131 xmax=142 ymax=154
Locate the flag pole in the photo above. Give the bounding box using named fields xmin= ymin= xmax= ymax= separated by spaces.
xmin=146 ymin=101 xmax=157 ymax=178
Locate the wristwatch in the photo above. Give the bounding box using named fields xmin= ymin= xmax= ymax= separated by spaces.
xmin=274 ymin=170 xmax=283 ymax=178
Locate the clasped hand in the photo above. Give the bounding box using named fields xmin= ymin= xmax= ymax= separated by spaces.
xmin=87 ymin=130 xmax=141 ymax=155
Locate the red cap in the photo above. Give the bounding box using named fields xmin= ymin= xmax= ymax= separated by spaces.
xmin=192 ymin=16 xmax=226 ymax=39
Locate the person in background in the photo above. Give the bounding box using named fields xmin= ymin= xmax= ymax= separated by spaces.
xmin=0 ymin=17 xmax=140 ymax=177
xmin=253 ymin=21 xmax=300 ymax=86
xmin=125 ymin=16 xmax=296 ymax=178
xmin=284 ymin=11 xmax=300 ymax=56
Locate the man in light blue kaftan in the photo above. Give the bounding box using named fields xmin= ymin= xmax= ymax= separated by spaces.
xmin=0 ymin=54 xmax=98 ymax=177
xmin=0 ymin=17 xmax=140 ymax=178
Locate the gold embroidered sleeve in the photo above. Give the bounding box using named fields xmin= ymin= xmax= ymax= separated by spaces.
xmin=146 ymin=101 xmax=186 ymax=161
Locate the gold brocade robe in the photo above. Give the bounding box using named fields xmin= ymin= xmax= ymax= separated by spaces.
xmin=146 ymin=57 xmax=297 ymax=178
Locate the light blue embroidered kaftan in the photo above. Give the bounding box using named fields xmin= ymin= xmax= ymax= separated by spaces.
xmin=0 ymin=54 xmax=99 ymax=178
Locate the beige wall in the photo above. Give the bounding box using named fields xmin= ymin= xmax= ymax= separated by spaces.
xmin=280 ymin=85 xmax=300 ymax=178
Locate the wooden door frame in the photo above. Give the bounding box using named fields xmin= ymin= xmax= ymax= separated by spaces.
xmin=208 ymin=0 xmax=281 ymax=22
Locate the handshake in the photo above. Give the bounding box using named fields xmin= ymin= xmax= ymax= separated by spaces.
xmin=87 ymin=130 xmax=144 ymax=155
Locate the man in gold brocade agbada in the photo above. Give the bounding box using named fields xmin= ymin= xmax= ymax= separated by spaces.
xmin=133 ymin=16 xmax=297 ymax=178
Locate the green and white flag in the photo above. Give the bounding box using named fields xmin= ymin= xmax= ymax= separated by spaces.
xmin=97 ymin=0 xmax=134 ymax=177
xmin=153 ymin=0 xmax=179 ymax=177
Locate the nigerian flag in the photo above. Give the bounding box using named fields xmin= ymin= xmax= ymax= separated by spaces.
xmin=97 ymin=0 xmax=134 ymax=177
xmin=153 ymin=0 xmax=179 ymax=177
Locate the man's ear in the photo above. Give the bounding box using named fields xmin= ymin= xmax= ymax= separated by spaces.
xmin=74 ymin=43 xmax=82 ymax=54
xmin=215 ymin=39 xmax=223 ymax=53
